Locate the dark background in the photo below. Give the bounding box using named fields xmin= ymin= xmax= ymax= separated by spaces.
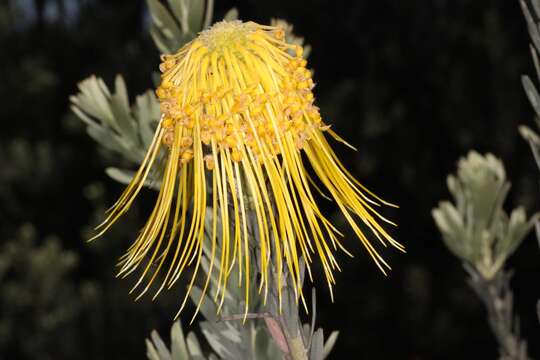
xmin=1 ymin=0 xmax=540 ymax=359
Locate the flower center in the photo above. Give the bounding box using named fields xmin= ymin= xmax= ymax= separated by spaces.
xmin=199 ymin=20 xmax=254 ymax=52
xmin=156 ymin=21 xmax=325 ymax=168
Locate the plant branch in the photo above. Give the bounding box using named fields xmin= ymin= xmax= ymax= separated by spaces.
xmin=466 ymin=266 xmax=531 ymax=360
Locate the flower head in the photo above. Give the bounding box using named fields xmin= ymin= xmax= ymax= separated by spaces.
xmin=93 ymin=20 xmax=403 ymax=317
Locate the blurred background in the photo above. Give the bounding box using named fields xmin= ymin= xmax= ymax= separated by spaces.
xmin=1 ymin=0 xmax=540 ymax=359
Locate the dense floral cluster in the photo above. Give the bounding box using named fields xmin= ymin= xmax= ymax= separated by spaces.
xmin=93 ymin=20 xmax=401 ymax=317
xmin=155 ymin=21 xmax=325 ymax=168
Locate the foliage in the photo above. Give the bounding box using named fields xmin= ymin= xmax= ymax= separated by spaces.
xmin=520 ymin=0 xmax=540 ymax=173
xmin=432 ymin=151 xmax=538 ymax=280
xmin=70 ymin=75 xmax=161 ymax=186
xmin=143 ymin=208 xmax=338 ymax=360
xmin=433 ymin=151 xmax=537 ymax=360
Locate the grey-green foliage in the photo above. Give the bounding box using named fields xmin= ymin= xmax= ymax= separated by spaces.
xmin=145 ymin=208 xmax=338 ymax=360
xmin=520 ymin=0 xmax=540 ymax=173
xmin=145 ymin=302 xmax=337 ymax=360
xmin=147 ymin=0 xmax=208 ymax=54
xmin=520 ymin=0 xmax=540 ymax=250
xmin=146 ymin=321 xmax=214 ymax=360
xmin=519 ymin=0 xmax=540 ymax=334
xmin=70 ymin=75 xmax=162 ymax=186
xmin=433 ymin=151 xmax=537 ymax=360
xmin=520 ymin=0 xmax=540 ymax=339
xmin=432 ymin=151 xmax=539 ymax=279
xmin=70 ymin=0 xmax=235 ymax=184
xmin=466 ymin=269 xmax=531 ymax=360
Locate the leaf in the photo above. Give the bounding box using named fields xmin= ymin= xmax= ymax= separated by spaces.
xmin=308 ymin=288 xmax=317 ymax=347
xmin=86 ymin=125 xmax=126 ymax=155
xmin=167 ymin=0 xmax=185 ymax=29
xmin=185 ymin=0 xmax=205 ymax=32
xmin=69 ymin=104 xmax=97 ymax=127
xmin=110 ymin=93 xmax=137 ymax=144
xmin=199 ymin=256 xmax=227 ymax=302
xmin=114 ymin=75 xmax=130 ymax=111
xmin=71 ymin=74 xmax=164 ymax=172
xmin=106 ymin=167 xmax=161 ymax=189
xmin=188 ymin=285 xmax=217 ymax=322
xmin=146 ymin=339 xmax=162 ymax=360
xmin=522 ymin=75 xmax=540 ymax=117
xmin=186 ymin=332 xmax=204 ymax=357
xmin=73 ymin=77 xmax=114 ymax=128
xmin=521 ymin=0 xmax=540 ymax=54
xmin=309 ymin=329 xmax=324 ymax=360
xmin=150 ymin=23 xmax=176 ymax=54
xmin=170 ymin=321 xmax=190 ymax=360
xmin=533 ymin=0 xmax=540 ymax=18
xmin=147 ymin=0 xmax=183 ymax=42
xmin=106 ymin=167 xmax=135 ymax=184
xmin=536 ymin=221 xmax=540 ymax=250
xmin=200 ymin=322 xmax=233 ymax=358
xmin=151 ymin=330 xmax=173 ymax=360
xmin=322 ymin=331 xmax=339 ymax=359
xmin=223 ymin=7 xmax=238 ymax=21
xmin=134 ymin=92 xmax=160 ymax=148
xmin=88 ymin=77 xmax=117 ymax=129
xmin=253 ymin=326 xmax=270 ymax=358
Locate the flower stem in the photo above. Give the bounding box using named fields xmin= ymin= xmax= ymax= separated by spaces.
xmin=466 ymin=267 xmax=531 ymax=360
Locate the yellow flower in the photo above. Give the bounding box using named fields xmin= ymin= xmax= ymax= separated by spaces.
xmin=93 ymin=20 xmax=403 ymax=318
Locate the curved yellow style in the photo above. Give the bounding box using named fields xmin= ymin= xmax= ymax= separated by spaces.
xmin=93 ymin=20 xmax=403 ymax=319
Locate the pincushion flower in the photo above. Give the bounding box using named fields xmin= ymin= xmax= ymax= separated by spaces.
xmin=93 ymin=20 xmax=403 ymax=316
